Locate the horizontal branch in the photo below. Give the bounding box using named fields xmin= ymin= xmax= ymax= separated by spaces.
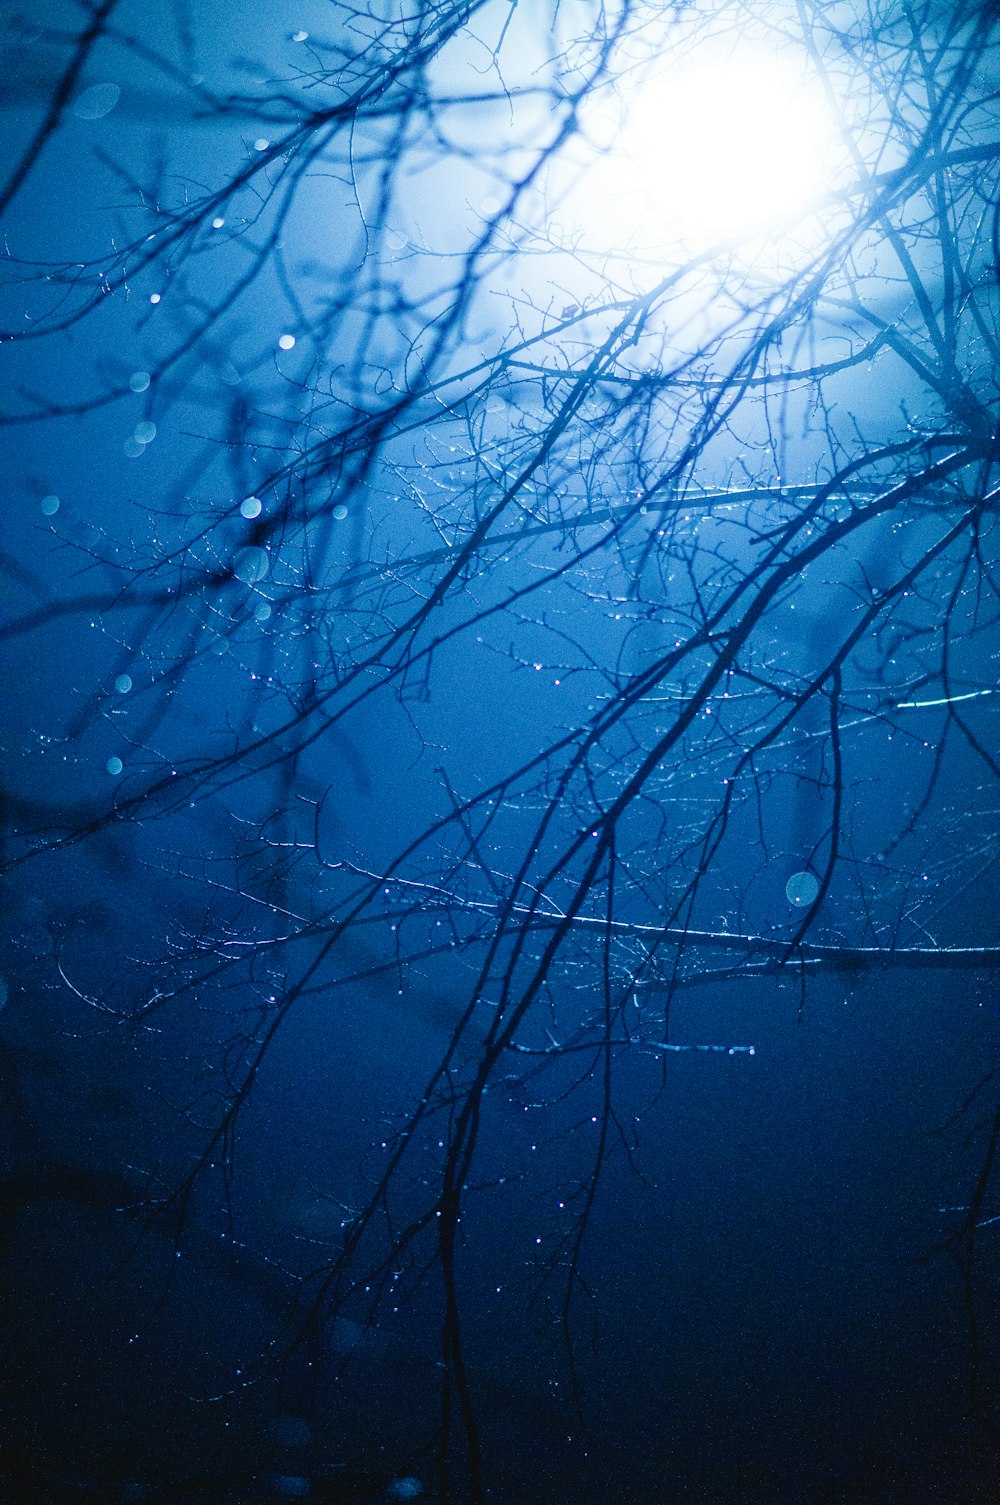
xmin=554 ymin=913 xmax=1000 ymax=972
xmin=426 ymin=897 xmax=1000 ymax=972
xmin=364 ymin=885 xmax=1000 ymax=974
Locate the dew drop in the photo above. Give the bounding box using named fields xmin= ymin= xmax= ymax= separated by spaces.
xmin=73 ymin=82 xmax=120 ymax=120
xmin=241 ymin=496 xmax=262 ymax=519
xmin=129 ymin=370 xmax=150 ymax=393
xmin=387 ymin=1480 xmax=424 ymax=1502
xmin=332 ymin=504 xmax=348 ymax=521
xmin=267 ymin=1475 xmax=310 ymax=1498
xmin=233 ymin=545 xmax=269 ymax=583
xmin=40 ymin=494 xmax=59 ymax=516
xmin=278 ymin=333 xmax=296 ymax=350
xmin=115 ymin=674 xmax=132 ymax=694
xmin=270 ymin=1414 xmax=311 ymax=1449
xmin=106 ymin=756 xmax=123 ymax=776
xmin=785 ymin=870 xmax=820 ymax=907
xmin=133 ymin=419 xmax=156 ymax=444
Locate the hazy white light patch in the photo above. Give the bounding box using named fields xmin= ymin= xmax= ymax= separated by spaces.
xmin=234 ymin=545 xmax=269 ymax=583
xmin=115 ymin=674 xmax=132 ymax=694
xmin=241 ymin=496 xmax=263 ymax=519
xmin=73 ymin=83 xmax=120 ymax=121
xmin=123 ymin=436 xmax=145 ymax=458
xmin=785 ymin=870 xmax=820 ymax=907
xmin=584 ymin=43 xmax=841 ymax=253
xmin=129 ymin=370 xmax=150 ymax=393
xmin=40 ymin=494 xmax=60 ymax=516
xmin=106 ymin=756 xmax=123 ymax=776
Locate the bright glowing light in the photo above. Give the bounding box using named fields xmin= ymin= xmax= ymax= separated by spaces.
xmin=585 ymin=44 xmax=841 ymax=252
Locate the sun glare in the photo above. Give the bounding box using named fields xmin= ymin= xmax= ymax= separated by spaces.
xmin=582 ymin=44 xmax=842 ymax=253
